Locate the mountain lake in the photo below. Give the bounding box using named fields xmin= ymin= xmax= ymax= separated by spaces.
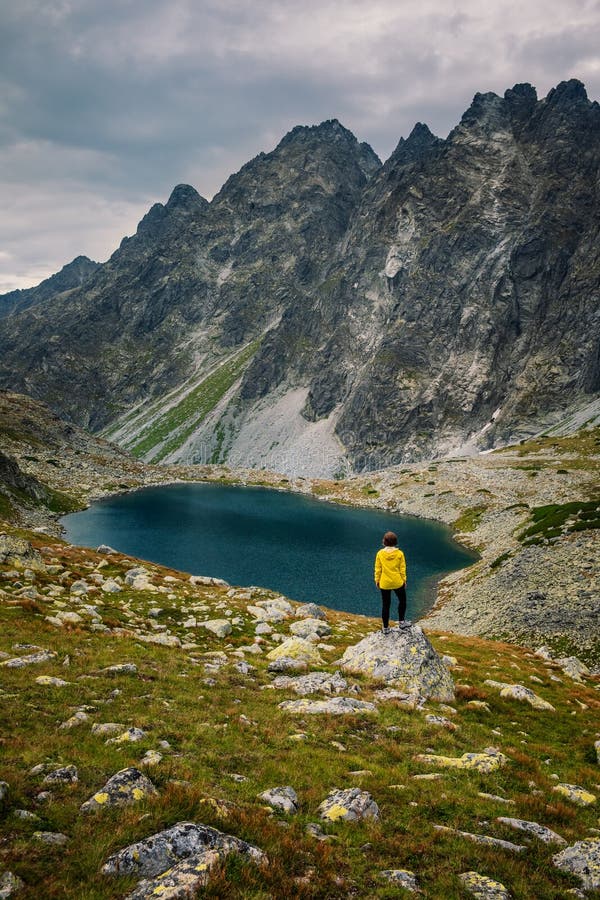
xmin=61 ymin=482 xmax=478 ymax=620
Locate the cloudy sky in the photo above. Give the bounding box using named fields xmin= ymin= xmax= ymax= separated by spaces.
xmin=1 ymin=0 xmax=599 ymax=292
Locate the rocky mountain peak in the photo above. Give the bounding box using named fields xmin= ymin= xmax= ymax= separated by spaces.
xmin=389 ymin=121 xmax=442 ymax=165
xmin=546 ymin=78 xmax=588 ymax=105
xmin=165 ymin=183 xmax=208 ymax=211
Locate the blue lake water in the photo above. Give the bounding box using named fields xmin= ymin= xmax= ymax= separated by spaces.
xmin=61 ymin=482 xmax=477 ymax=621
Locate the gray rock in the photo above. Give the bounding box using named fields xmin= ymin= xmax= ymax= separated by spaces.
xmin=81 ymin=767 xmax=157 ymax=812
xmin=271 ymin=670 xmax=348 ymax=695
xmin=91 ymin=722 xmax=126 ymax=736
xmin=484 ymin=680 xmax=555 ymax=711
xmin=106 ymin=727 xmax=148 ymax=745
xmin=379 ymin=869 xmax=420 ymax=892
xmin=0 ymin=870 xmax=25 ymax=898
xmin=279 ymin=697 xmax=377 ymax=715
xmin=258 ymin=786 xmax=299 ymax=814
xmin=459 ymin=871 xmax=512 ymax=899
xmin=556 ymin=656 xmax=590 ymax=680
xmin=101 ymin=579 xmax=122 ymax=593
xmin=318 ymin=788 xmax=379 ymax=822
xmin=97 ymin=544 xmax=117 ymax=554
xmin=59 ymin=710 xmax=89 ymax=729
xmin=0 ymin=534 xmax=45 ymax=572
xmin=32 ymin=831 xmax=69 ymax=846
xmin=267 ymin=656 xmax=308 ymax=673
xmin=553 ymin=838 xmax=600 ymax=890
xmin=295 ymin=603 xmax=327 ymax=620
xmin=0 ymin=781 xmax=8 ymax=802
xmin=496 ymin=816 xmax=566 ymax=845
xmin=123 ymin=850 xmax=221 ymax=899
xmin=340 ymin=627 xmax=455 ymax=701
xmin=101 ymin=663 xmax=137 ymax=676
xmin=289 ymin=618 xmax=331 ymax=639
xmin=1 ymin=649 xmax=57 ymax=668
xmin=43 ymin=765 xmax=78 ymax=785
xmin=101 ymin=821 xmax=266 ymax=878
xmin=201 ymin=619 xmax=232 ymax=638
xmin=190 ymin=575 xmax=229 ymax=587
xmin=13 ymin=809 xmax=40 ymax=821
xmin=433 ymin=825 xmax=525 ymax=853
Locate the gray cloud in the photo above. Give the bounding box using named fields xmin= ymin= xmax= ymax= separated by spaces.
xmin=1 ymin=0 xmax=599 ymax=289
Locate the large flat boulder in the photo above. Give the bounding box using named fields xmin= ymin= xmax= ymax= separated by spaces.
xmin=339 ymin=626 xmax=454 ymax=701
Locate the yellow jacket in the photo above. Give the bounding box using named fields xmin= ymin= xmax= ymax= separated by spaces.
xmin=374 ymin=547 xmax=406 ymax=590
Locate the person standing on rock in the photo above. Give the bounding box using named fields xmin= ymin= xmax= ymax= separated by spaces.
xmin=374 ymin=531 xmax=407 ymax=634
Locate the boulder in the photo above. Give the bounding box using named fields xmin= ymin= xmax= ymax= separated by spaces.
xmin=289 ymin=618 xmax=331 ymax=639
xmin=279 ymin=697 xmax=377 ymax=715
xmin=271 ymin=670 xmax=348 ymax=695
xmin=415 ymin=747 xmax=508 ymax=774
xmin=266 ymin=638 xmax=323 ymax=667
xmin=124 ymin=851 xmax=221 ymax=899
xmin=0 ymin=534 xmax=45 ymax=572
xmin=42 ymin=766 xmax=78 ymax=785
xmin=101 ymin=821 xmax=265 ymax=878
xmin=80 ymin=767 xmax=157 ymax=812
xmin=483 ymin=681 xmax=555 ymax=711
xmin=201 ymin=619 xmax=232 ymax=638
xmin=340 ymin=627 xmax=454 ymax=701
xmin=318 ymin=788 xmax=379 ymax=822
xmin=553 ymin=838 xmax=600 ymax=890
xmin=552 ymin=783 xmax=596 ymax=806
xmin=459 ymin=871 xmax=512 ymax=899
xmin=295 ymin=603 xmax=327 ymax=620
xmin=257 ymin=786 xmax=299 ymax=814
xmin=0 ymin=870 xmax=24 ymax=898
xmin=434 ymin=825 xmax=525 ymax=853
xmin=496 ymin=817 xmax=566 ymax=845
xmin=1 ymin=649 xmax=57 ymax=669
xmin=379 ymin=870 xmax=420 ymax=892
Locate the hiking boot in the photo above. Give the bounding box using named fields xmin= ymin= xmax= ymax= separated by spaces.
xmin=398 ymin=620 xmax=412 ymax=629
xmin=382 ymin=626 xmax=390 ymax=635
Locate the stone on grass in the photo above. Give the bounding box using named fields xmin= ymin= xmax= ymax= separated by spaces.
xmin=556 ymin=656 xmax=590 ymax=681
xmin=0 ymin=870 xmax=24 ymax=898
xmin=289 ymin=618 xmax=332 ymax=639
xmin=267 ymin=638 xmax=323 ymax=667
xmin=101 ymin=664 xmax=137 ymax=676
xmin=433 ymin=825 xmax=525 ymax=853
xmin=553 ymin=783 xmax=596 ymax=806
xmin=318 ymin=788 xmax=379 ymax=822
xmin=124 ymin=850 xmax=222 ymax=899
xmin=415 ymin=747 xmax=507 ymax=774
xmin=81 ymin=767 xmax=157 ymax=812
xmin=279 ymin=697 xmax=377 ymax=715
xmin=271 ymin=670 xmax=348 ymax=696
xmin=497 ymin=817 xmax=566 ymax=845
xmin=340 ymin=627 xmax=454 ymax=701
xmin=106 ymin=727 xmax=147 ymax=745
xmin=59 ymin=710 xmax=89 ymax=729
xmin=137 ymin=632 xmax=181 ymax=648
xmin=425 ymin=714 xmax=458 ymax=731
xmin=101 ymin=580 xmax=122 ymax=593
xmin=379 ymin=869 xmax=420 ymax=892
xmin=258 ymin=786 xmax=299 ymax=814
xmin=1 ymin=650 xmax=57 ymax=669
xmin=595 ymin=739 xmax=600 ymax=765
xmin=0 ymin=782 xmax=9 ymax=803
xmin=201 ymin=619 xmax=232 ymax=638
xmin=459 ymin=871 xmax=512 ymax=899
xmin=101 ymin=821 xmax=265 ymax=878
xmin=32 ymin=831 xmax=69 ymax=846
xmin=43 ymin=766 xmax=78 ymax=785
xmin=553 ymin=838 xmax=600 ymax=890
xmin=91 ymin=722 xmax=125 ymax=736
xmin=139 ymin=750 xmax=163 ymax=768
xmin=267 ymin=657 xmax=308 ymax=673
xmin=484 ymin=680 xmax=555 ymax=711
xmin=190 ymin=575 xmax=229 ymax=587
xmin=295 ymin=603 xmax=326 ymax=620
xmin=97 ymin=545 xmax=117 ymax=554
xmin=0 ymin=534 xmax=45 ymax=571
xmin=35 ymin=676 xmax=70 ymax=687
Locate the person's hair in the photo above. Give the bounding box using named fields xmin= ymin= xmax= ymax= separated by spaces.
xmin=383 ymin=531 xmax=397 ymax=546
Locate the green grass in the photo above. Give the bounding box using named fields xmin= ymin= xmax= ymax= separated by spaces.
xmin=1 ymin=527 xmax=599 ymax=897
xmin=518 ymin=499 xmax=600 ymax=546
xmin=127 ymin=340 xmax=261 ymax=462
xmin=452 ymin=506 xmax=487 ymax=533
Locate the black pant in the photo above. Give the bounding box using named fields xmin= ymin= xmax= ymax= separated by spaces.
xmin=380 ymin=584 xmax=407 ymax=628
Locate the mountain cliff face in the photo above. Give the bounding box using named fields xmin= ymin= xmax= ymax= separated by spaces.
xmin=0 ymin=82 xmax=599 ymax=474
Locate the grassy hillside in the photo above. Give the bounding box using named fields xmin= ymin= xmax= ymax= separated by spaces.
xmin=0 ymin=528 xmax=599 ymax=898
